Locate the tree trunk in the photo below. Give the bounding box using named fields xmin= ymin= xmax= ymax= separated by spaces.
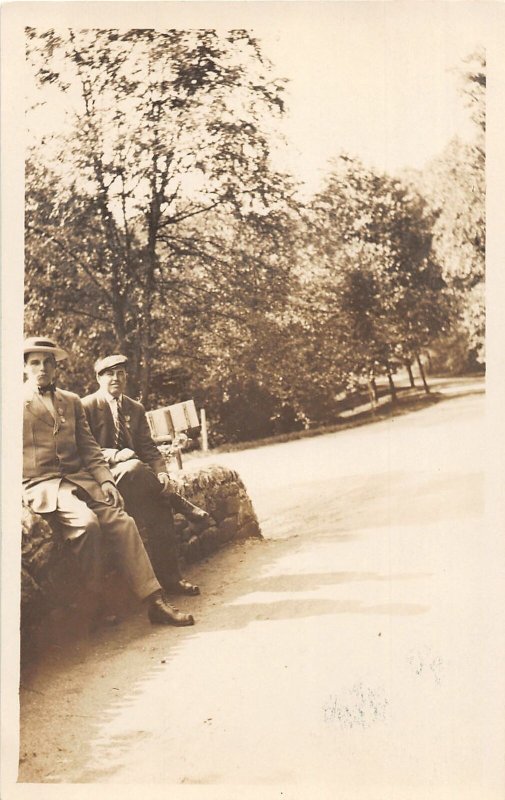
xmin=415 ymin=352 xmax=430 ymax=394
xmin=112 ymin=300 xmax=127 ymax=353
xmin=367 ymin=380 xmax=377 ymax=412
xmin=137 ymin=317 xmax=152 ymax=405
xmin=405 ymin=360 xmax=416 ymax=388
xmin=386 ymin=366 xmax=397 ymax=403
xmin=139 ymin=229 xmax=158 ymax=405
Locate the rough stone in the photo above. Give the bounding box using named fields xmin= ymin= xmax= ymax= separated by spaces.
xmin=182 ymin=535 xmax=201 ymax=563
xmin=20 ymin=462 xmax=262 ymax=658
xmin=199 ymin=528 xmax=220 ymax=556
xmin=237 ymin=505 xmax=255 ymax=527
xmin=206 ymin=498 xmax=227 ymax=523
xmin=173 ymin=514 xmax=189 ymax=530
xmin=218 ymin=516 xmax=238 ymax=543
xmin=225 ymin=495 xmax=241 ymax=515
xmin=238 ymin=520 xmax=262 ymax=539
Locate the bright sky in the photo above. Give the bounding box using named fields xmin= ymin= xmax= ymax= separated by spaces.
xmin=26 ymin=2 xmax=493 ymax=198
xmin=252 ymin=2 xmax=489 ymax=192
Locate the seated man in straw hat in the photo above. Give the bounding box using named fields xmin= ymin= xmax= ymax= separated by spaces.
xmin=82 ymin=354 xmax=208 ymax=597
xmin=22 ymin=336 xmax=195 ymax=626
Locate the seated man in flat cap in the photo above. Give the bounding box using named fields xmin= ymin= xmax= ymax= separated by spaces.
xmin=82 ymin=354 xmax=207 ymax=597
xmin=23 ymin=337 xmax=194 ymax=626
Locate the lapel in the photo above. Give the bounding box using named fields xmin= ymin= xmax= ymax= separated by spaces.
xmin=121 ymin=395 xmax=134 ymax=424
xmin=52 ymin=390 xmax=68 ymax=420
xmin=23 ymin=385 xmax=57 ymax=428
xmin=96 ymin=391 xmax=116 ymax=442
xmin=121 ymin=396 xmax=137 ymax=440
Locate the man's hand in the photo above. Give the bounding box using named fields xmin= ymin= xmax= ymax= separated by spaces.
xmin=115 ymin=448 xmax=136 ymax=463
xmin=101 ymin=480 xmax=124 ymax=509
xmin=157 ymin=472 xmax=176 ymax=495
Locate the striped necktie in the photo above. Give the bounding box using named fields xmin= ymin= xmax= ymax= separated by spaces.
xmin=115 ymin=398 xmax=129 ymax=449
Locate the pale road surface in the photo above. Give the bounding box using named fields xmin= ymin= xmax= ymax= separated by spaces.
xmin=19 ymin=382 xmax=504 ymax=796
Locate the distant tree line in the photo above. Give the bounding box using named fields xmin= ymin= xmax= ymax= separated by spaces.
xmin=25 ymin=31 xmax=485 ymax=443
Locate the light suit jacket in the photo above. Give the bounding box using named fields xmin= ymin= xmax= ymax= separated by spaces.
xmin=23 ymin=383 xmax=114 ymax=513
xmin=81 ymin=390 xmax=166 ymax=475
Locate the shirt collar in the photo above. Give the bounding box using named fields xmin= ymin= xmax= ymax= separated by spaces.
xmin=26 ymin=380 xmax=56 ymax=396
xmin=100 ymin=389 xmax=123 ymax=405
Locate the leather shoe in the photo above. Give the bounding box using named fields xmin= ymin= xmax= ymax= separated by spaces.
xmin=148 ymin=595 xmax=195 ymax=626
xmin=169 ymin=494 xmax=210 ymax=524
xmin=165 ymin=579 xmax=200 ymax=596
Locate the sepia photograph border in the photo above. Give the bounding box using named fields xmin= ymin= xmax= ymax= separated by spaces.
xmin=2 ymin=2 xmax=505 ymax=799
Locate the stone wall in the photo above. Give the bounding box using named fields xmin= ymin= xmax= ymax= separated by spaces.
xmin=21 ymin=463 xmax=261 ymax=658
xmin=171 ymin=463 xmax=262 ymax=562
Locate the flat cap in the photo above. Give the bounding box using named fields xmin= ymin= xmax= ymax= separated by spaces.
xmin=94 ymin=354 xmax=128 ymax=375
xmin=24 ymin=337 xmax=68 ymax=362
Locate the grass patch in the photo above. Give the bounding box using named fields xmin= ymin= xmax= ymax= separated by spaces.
xmin=185 ymin=375 xmax=484 ymax=460
xmin=189 ymin=388 xmax=444 ymax=458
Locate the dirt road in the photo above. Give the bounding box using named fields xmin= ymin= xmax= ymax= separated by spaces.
xmin=19 ymin=381 xmax=503 ymax=795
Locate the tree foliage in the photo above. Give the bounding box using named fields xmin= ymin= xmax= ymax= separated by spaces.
xmin=26 ymin=28 xmax=293 ymax=401
xmin=25 ymin=31 xmax=482 ymax=442
xmin=416 ymin=49 xmax=485 ymax=364
xmin=303 ymin=157 xmax=451 ymax=396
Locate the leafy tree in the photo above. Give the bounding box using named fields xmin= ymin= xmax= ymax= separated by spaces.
xmin=419 ymin=137 xmax=485 ymax=363
xmin=305 ymin=157 xmax=451 ymax=397
xmin=459 ymin=48 xmax=485 ymax=148
xmin=416 ymin=49 xmax=485 ymax=365
xmin=26 ymin=28 xmax=292 ymax=401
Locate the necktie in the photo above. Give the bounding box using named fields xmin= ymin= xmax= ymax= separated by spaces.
xmin=115 ymin=398 xmax=129 ymax=449
xmin=38 ymin=383 xmax=56 ymax=396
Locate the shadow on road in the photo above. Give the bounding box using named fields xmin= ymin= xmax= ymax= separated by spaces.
xmin=18 ymin=379 xmax=485 ymax=783
xmin=257 ymin=469 xmax=484 ymax=543
xmin=19 ymin=521 xmax=432 ymax=781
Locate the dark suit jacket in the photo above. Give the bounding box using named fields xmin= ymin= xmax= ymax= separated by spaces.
xmin=23 ymin=384 xmax=114 ymax=513
xmin=81 ymin=390 xmax=166 ymax=475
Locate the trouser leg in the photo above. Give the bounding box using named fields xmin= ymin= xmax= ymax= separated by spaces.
xmin=146 ymin=507 xmax=182 ymax=588
xmin=112 ymin=460 xmax=182 ymax=588
xmin=86 ymin=495 xmax=161 ymax=601
xmin=45 ymin=482 xmax=104 ymax=594
xmin=68 ymin=525 xmax=104 ymax=594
